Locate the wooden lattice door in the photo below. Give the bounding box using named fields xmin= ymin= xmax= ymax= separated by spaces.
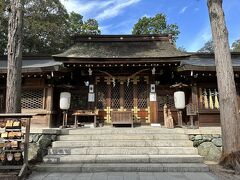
xmin=96 ymin=76 xmax=150 ymax=124
xmin=123 ymin=82 xmax=134 ymax=110
xmin=111 ymin=80 xmax=120 ymax=110
xmin=136 ymin=76 xmax=150 ymax=123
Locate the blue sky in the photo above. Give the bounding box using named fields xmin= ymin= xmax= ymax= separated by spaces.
xmin=60 ymin=0 xmax=240 ymax=52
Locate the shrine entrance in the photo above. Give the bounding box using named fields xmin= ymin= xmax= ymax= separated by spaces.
xmin=95 ymin=76 xmax=150 ymax=124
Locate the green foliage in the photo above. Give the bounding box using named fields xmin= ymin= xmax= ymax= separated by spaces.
xmin=231 ymin=39 xmax=240 ymax=52
xmin=0 ymin=0 xmax=101 ymax=55
xmin=68 ymin=12 xmax=84 ymax=36
xmin=0 ymin=1 xmax=3 ymax=11
xmin=82 ymin=19 xmax=101 ymax=35
xmin=0 ymin=0 xmax=8 ymax=55
xmin=68 ymin=13 xmax=101 ymax=36
xmin=23 ymin=0 xmax=70 ymax=54
xmin=198 ymin=39 xmax=214 ymax=53
xmin=132 ymin=13 xmax=180 ymax=43
xmin=177 ymin=46 xmax=187 ymax=52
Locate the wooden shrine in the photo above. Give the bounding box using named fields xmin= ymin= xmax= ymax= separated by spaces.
xmin=1 ymin=35 xmax=240 ymax=128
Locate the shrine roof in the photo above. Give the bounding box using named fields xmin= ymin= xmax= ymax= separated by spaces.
xmin=53 ymin=35 xmax=190 ymax=61
xmin=0 ymin=56 xmax=63 ymax=73
xmin=178 ymin=53 xmax=240 ymax=71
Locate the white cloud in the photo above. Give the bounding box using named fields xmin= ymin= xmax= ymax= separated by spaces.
xmin=59 ymin=0 xmax=113 ymax=16
xmin=60 ymin=0 xmax=83 ymax=13
xmin=60 ymin=0 xmax=141 ymax=21
xmin=187 ymin=26 xmax=212 ymax=52
xmin=95 ymin=0 xmax=141 ymax=21
xmin=179 ymin=6 xmax=188 ymax=14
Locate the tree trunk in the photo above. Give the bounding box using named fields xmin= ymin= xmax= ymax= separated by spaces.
xmin=6 ymin=0 xmax=23 ymax=113
xmin=207 ymin=0 xmax=240 ymax=160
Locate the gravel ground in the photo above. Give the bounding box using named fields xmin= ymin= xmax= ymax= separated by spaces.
xmin=208 ymin=164 xmax=240 ymax=180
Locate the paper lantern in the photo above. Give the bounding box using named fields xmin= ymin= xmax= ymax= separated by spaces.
xmin=60 ymin=92 xmax=71 ymax=110
xmin=174 ymin=91 xmax=185 ymax=109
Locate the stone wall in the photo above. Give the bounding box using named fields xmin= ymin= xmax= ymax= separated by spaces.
xmin=189 ymin=134 xmax=222 ymax=162
xmin=28 ymin=129 xmax=60 ymax=163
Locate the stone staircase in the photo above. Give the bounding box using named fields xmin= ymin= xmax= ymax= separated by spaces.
xmin=34 ymin=127 xmax=209 ymax=172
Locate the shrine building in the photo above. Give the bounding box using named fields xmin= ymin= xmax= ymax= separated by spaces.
xmin=1 ymin=34 xmax=240 ymax=128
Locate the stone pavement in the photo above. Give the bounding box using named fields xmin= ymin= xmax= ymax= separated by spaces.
xmin=27 ymin=172 xmax=218 ymax=180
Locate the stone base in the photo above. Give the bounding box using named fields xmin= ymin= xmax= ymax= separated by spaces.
xmin=150 ymin=123 xmax=161 ymax=127
xmin=33 ymin=163 xmax=209 ymax=172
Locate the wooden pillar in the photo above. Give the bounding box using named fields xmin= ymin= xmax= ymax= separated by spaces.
xmin=177 ymin=110 xmax=183 ymax=127
xmin=150 ymin=101 xmax=158 ymax=124
xmin=119 ymin=80 xmax=124 ymax=110
xmin=105 ymin=77 xmax=112 ymax=123
xmin=88 ymin=68 xmax=94 ymax=110
xmin=191 ymin=83 xmax=199 ymax=127
xmin=45 ymin=86 xmax=53 ymax=127
xmin=149 ymin=71 xmax=159 ymax=125
xmin=133 ymin=80 xmax=138 ymax=122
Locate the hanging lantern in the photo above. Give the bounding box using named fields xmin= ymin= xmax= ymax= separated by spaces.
xmin=209 ymin=89 xmax=214 ymax=109
xmin=214 ymin=89 xmax=219 ymax=109
xmin=203 ymin=89 xmax=209 ymax=109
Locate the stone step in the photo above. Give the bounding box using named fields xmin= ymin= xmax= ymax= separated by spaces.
xmin=60 ymin=128 xmax=185 ymax=135
xmin=52 ymin=140 xmax=193 ymax=148
xmin=33 ymin=163 xmax=209 ymax=172
xmin=48 ymin=147 xmax=198 ymax=155
xmin=43 ymin=154 xmax=204 ymax=164
xmin=57 ymin=134 xmax=189 ymax=141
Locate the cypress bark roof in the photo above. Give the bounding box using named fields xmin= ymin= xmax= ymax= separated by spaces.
xmin=53 ymin=35 xmax=189 ymax=60
xmin=0 ymin=56 xmax=63 ymax=73
xmin=178 ymin=53 xmax=240 ymax=71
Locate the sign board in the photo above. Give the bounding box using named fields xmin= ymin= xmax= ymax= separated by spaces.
xmin=88 ymin=93 xmax=95 ymax=102
xmin=186 ymin=103 xmax=197 ymax=116
xmin=150 ymin=93 xmax=157 ymax=102
xmin=89 ymin=84 xmax=94 ymax=93
xmin=150 ymin=84 xmax=156 ymax=92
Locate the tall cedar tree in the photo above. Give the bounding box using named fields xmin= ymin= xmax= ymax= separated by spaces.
xmin=207 ymin=0 xmax=240 ymax=171
xmin=6 ymin=0 xmax=23 ymax=113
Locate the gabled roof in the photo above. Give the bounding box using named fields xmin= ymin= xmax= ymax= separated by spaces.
xmin=53 ymin=35 xmax=190 ymax=61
